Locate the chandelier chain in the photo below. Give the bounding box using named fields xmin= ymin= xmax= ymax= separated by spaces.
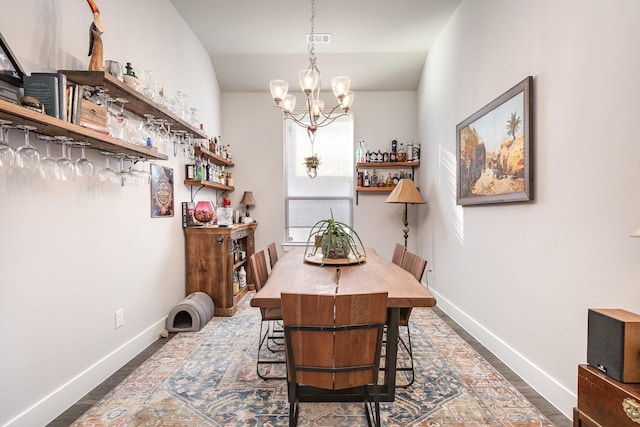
xmin=309 ymin=0 xmax=316 ymax=59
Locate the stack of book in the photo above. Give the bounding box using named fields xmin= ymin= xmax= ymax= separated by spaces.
xmin=22 ymin=72 xmax=108 ymax=134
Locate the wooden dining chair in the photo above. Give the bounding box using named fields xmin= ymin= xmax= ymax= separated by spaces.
xmin=395 ymin=250 xmax=427 ymax=387
xmin=281 ymin=292 xmax=388 ymax=427
xmin=249 ymin=250 xmax=285 ymax=380
xmin=391 ymin=242 xmax=406 ymax=266
xmin=267 ymin=242 xmax=279 ymax=269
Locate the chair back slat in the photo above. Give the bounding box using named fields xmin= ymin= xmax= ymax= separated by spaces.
xmin=267 ymin=242 xmax=279 ymax=269
xmin=249 ymin=251 xmax=269 ymax=291
xmin=282 ymin=293 xmax=335 ymax=389
xmin=400 ymin=251 xmax=427 ymax=282
xmin=391 ymin=243 xmax=406 ymax=266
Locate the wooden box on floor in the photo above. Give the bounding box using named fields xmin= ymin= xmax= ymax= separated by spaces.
xmin=184 ymin=222 xmax=256 ymax=316
xmin=574 ymin=364 xmax=640 ymax=426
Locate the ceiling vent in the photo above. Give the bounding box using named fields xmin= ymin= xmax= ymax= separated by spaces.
xmin=306 ymin=33 xmax=331 ymax=44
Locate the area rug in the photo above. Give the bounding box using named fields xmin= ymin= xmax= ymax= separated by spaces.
xmin=72 ymin=294 xmax=555 ymax=426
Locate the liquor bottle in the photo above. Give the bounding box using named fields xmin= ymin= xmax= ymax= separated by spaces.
xmin=357 ymin=171 xmax=363 ymax=187
xmin=376 ymin=150 xmax=383 ymax=162
xmin=393 ymin=172 xmax=399 ymax=186
xmin=407 ymin=142 xmax=414 ymax=162
xmin=383 ymin=150 xmax=389 ymax=163
xmin=385 ymin=173 xmax=393 ymax=187
xmin=397 ymin=143 xmax=406 ymax=163
xmin=238 ymin=266 xmax=247 ymax=288
xmin=390 ymin=151 xmax=396 ymax=162
xmin=363 ymin=171 xmax=370 ymax=187
xmin=391 ymin=139 xmax=398 ymax=153
xmin=185 ymin=163 xmax=195 ymax=180
xmin=366 ymin=150 xmax=371 ymax=162
xmin=232 ymin=270 xmax=239 ymax=295
xmin=371 ymin=168 xmax=378 ymax=187
xmin=360 ymin=141 xmax=366 ymax=162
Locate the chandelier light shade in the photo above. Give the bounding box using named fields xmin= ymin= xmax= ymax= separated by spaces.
xmin=385 ymin=179 xmax=426 ymax=248
xmin=269 ymin=0 xmax=354 ymax=145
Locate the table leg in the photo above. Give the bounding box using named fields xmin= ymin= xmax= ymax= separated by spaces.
xmin=384 ymin=307 xmax=400 ymax=400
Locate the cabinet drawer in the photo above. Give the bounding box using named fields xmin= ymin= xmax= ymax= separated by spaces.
xmin=578 ymin=365 xmax=640 ymax=426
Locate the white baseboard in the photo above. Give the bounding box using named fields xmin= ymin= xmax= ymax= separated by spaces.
xmin=430 ymin=289 xmax=575 ymax=421
xmin=3 ymin=317 xmax=167 ymax=427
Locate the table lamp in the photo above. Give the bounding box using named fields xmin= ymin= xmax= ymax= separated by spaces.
xmin=631 ymin=228 xmax=640 ymax=237
xmin=385 ymin=179 xmax=426 ymax=248
xmin=239 ymin=191 xmax=255 ymax=218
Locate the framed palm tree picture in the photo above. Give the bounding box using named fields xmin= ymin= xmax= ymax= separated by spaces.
xmin=456 ymin=76 xmax=533 ymax=206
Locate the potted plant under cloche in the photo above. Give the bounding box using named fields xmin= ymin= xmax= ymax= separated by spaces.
xmin=305 ymin=210 xmax=366 ymax=264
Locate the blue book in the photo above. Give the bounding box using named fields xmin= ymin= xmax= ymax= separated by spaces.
xmin=23 ymin=74 xmax=60 ymax=119
xmin=31 ymin=72 xmax=67 ymax=120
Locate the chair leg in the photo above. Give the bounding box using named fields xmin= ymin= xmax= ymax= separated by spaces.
xmin=396 ymin=323 xmax=415 ymax=388
xmin=257 ymin=320 xmax=286 ymax=380
xmin=289 ymin=401 xmax=298 ymax=427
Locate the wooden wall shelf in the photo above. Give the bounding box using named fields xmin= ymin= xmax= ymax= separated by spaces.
xmin=59 ymin=70 xmax=207 ymax=139
xmin=193 ymin=146 xmax=234 ymax=167
xmin=184 ymin=179 xmax=234 ymax=192
xmin=356 ymin=186 xmax=394 ymax=192
xmin=0 ymin=99 xmax=167 ymax=160
xmin=356 ymin=161 xmax=420 ymax=168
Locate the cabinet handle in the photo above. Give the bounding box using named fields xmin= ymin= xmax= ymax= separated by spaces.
xmin=623 ymin=397 xmax=640 ymax=424
xmin=216 ymin=236 xmax=224 ymax=244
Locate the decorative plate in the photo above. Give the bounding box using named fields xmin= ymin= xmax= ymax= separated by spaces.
xmin=304 ymin=252 xmax=366 ymax=265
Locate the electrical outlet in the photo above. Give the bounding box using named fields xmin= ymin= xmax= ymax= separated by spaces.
xmin=115 ymin=309 xmax=124 ymax=329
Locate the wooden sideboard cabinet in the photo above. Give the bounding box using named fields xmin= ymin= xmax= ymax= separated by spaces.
xmin=185 ymin=222 xmax=256 ymax=316
xmin=574 ymin=364 xmax=640 ymax=426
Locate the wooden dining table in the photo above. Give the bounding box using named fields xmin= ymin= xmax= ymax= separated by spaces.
xmin=250 ymin=246 xmax=437 ymax=402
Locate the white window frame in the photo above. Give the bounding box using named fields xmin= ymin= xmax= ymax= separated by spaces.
xmin=284 ymin=113 xmax=354 ymax=245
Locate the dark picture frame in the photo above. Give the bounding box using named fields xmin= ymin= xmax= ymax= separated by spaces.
xmin=0 ymin=33 xmax=25 ymax=87
xmin=150 ymin=164 xmax=174 ymax=217
xmin=456 ymin=76 xmax=533 ymax=206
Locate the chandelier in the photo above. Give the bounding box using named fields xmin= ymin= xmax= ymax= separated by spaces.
xmin=269 ymin=0 xmax=354 ymax=177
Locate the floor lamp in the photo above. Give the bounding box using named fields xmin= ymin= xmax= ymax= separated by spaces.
xmin=384 ymin=179 xmax=425 ymax=248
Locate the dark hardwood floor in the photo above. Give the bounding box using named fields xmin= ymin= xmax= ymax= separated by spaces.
xmin=49 ymin=307 xmax=572 ymax=426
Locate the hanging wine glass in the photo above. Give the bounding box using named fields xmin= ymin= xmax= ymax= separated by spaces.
xmin=126 ymin=155 xmax=142 ymax=185
xmin=138 ymin=159 xmax=151 ymax=184
xmin=37 ymin=135 xmax=60 ymax=180
xmin=98 ymin=152 xmax=118 ymax=184
xmin=0 ymin=119 xmax=16 ymax=168
xmin=55 ymin=136 xmax=77 ymax=181
xmin=15 ymin=124 xmax=40 ymax=170
xmin=74 ymin=141 xmax=94 ymax=177
xmin=114 ymin=97 xmax=129 ymax=140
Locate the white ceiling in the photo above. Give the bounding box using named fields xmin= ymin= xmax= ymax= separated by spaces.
xmin=170 ymin=0 xmax=461 ymax=93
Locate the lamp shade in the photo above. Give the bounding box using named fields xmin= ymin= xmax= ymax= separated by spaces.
xmin=240 ymin=191 xmax=255 ymax=207
xmin=631 ymin=228 xmax=640 ymax=238
xmin=384 ymin=179 xmax=425 ymax=205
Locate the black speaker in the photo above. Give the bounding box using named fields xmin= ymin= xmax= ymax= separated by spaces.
xmin=587 ymin=308 xmax=640 ymax=383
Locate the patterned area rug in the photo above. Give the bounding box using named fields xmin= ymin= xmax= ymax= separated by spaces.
xmin=72 ymin=294 xmax=555 ymax=426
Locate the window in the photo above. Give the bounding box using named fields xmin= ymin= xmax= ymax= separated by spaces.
xmin=285 ymin=114 xmax=354 ymax=243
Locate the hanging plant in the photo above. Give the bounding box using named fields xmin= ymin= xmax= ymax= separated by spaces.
xmin=304 ymin=155 xmax=321 ymax=179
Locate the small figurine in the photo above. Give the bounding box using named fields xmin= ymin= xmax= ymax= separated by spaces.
xmin=87 ymin=0 xmax=104 ymax=71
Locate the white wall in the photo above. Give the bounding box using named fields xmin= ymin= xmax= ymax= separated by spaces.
xmin=419 ymin=0 xmax=640 ymax=418
xmin=0 ymin=1 xmax=220 ymax=426
xmin=222 ymin=91 xmax=420 ymax=261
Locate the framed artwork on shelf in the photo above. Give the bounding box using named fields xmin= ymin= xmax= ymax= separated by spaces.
xmin=150 ymin=164 xmax=174 ymax=217
xmin=456 ymin=76 xmax=533 ymax=206
xmin=0 ymin=32 xmax=25 ymax=87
